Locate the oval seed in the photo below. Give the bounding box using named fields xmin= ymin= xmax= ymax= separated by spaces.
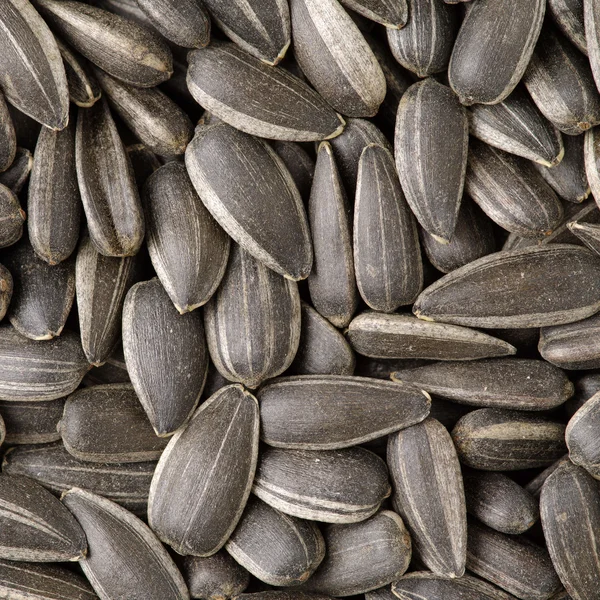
xmin=0 ymin=147 xmax=33 ymax=194
xmin=182 ymin=552 xmax=250 ymax=600
xmin=565 ymin=390 xmax=600 ymax=478
xmin=0 ymin=183 xmax=25 ymax=248
xmin=0 ymin=91 xmax=16 ymax=172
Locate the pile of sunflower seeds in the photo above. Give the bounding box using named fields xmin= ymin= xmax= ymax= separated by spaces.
xmin=1 ymin=0 xmax=600 ymax=598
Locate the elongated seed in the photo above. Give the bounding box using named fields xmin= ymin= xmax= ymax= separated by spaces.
xmin=0 ymin=398 xmax=63 ymax=445
xmin=0 ymin=92 xmax=16 ymax=173
xmin=549 ymin=0 xmax=587 ymax=54
xmin=57 ymin=39 xmax=101 ymax=108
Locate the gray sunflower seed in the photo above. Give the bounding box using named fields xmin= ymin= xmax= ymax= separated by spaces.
xmin=466 ymin=140 xmax=563 ymax=237
xmin=568 ymin=220 xmax=600 ymax=255
xmin=308 ymin=142 xmax=358 ymax=327
xmin=290 ymin=0 xmax=386 ymax=117
xmin=0 ymin=398 xmax=63 ymax=445
xmin=565 ymin=390 xmax=600 ymax=478
xmin=186 ymin=42 xmax=344 ymax=142
xmin=149 ymin=385 xmax=259 ymax=556
xmin=468 ymin=86 xmax=564 ymax=167
xmin=386 ymin=0 xmax=456 ymax=77
xmin=413 ymin=244 xmax=600 ymax=328
xmin=0 ymin=264 xmax=12 ymax=322
xmin=0 ymin=147 xmax=33 ymax=194
xmin=271 ymin=141 xmax=315 ymax=202
xmin=0 ymin=474 xmax=86 ymax=562
xmin=463 ymin=471 xmax=539 ymax=535
xmin=34 ymin=0 xmax=173 ymax=87
xmin=339 ymin=0 xmax=406 ymax=28
xmin=76 ymin=234 xmax=139 ymax=366
xmin=144 ymin=162 xmax=230 ymax=313
xmin=226 ymin=495 xmax=325 ymax=586
xmin=62 ymin=488 xmax=189 ymax=599
xmin=27 ymin=116 xmax=81 ymax=265
xmin=123 ymin=278 xmax=208 ymax=436
xmin=548 ymin=0 xmax=587 ymax=54
xmin=0 ymin=183 xmax=25 ymax=248
xmin=467 ymin=520 xmax=562 ymax=600
xmin=59 ymin=384 xmax=168 ymax=463
xmin=4 ymin=240 xmax=75 ymax=340
xmin=524 ymin=456 xmax=569 ymax=498
xmin=524 ymin=26 xmax=600 ymax=135
xmin=3 ymin=442 xmax=155 ymax=515
xmin=0 ymin=326 xmax=89 ymax=401
xmin=76 ymin=98 xmax=144 ymax=257
xmin=0 ymin=0 xmax=69 ymax=130
xmin=57 ymin=40 xmax=101 ymax=108
xmin=258 ymin=374 xmax=430 ymax=450
xmin=452 ymin=409 xmax=567 ymax=470
xmin=393 ymin=358 xmax=572 ymax=410
xmin=395 ymin=79 xmax=468 ymax=243
xmin=127 ymin=143 xmax=160 ymax=189
xmin=288 ymin=301 xmax=355 ymax=376
xmin=185 ymin=122 xmax=312 ymax=281
xmin=449 ymin=0 xmax=545 ymax=105
xmin=388 ymin=418 xmax=466 ymax=578
xmin=348 ymin=313 xmax=516 ymax=361
xmin=354 ymin=144 xmax=422 ymax=311
xmin=94 ymin=70 xmax=193 ymax=157
xmin=83 ymin=345 xmax=130 ymax=387
xmin=585 ymin=0 xmax=600 ymax=94
xmin=182 ymin=552 xmax=250 ymax=600
xmin=234 ymin=594 xmax=332 ymax=600
xmin=535 ymin=197 xmax=600 ymax=248
xmin=253 ymin=446 xmax=390 ymax=523
xmin=0 ymin=92 xmax=16 ymax=173
xmin=584 ymin=125 xmax=600 ymax=207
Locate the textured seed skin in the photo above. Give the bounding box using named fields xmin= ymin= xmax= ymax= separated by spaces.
xmin=0 ymin=147 xmax=33 ymax=194
xmin=464 ymin=472 xmax=539 ymax=535
xmin=395 ymin=79 xmax=468 ymax=243
xmin=183 ymin=551 xmax=250 ymax=600
xmin=185 ymin=122 xmax=312 ymax=281
xmin=452 ymin=409 xmax=567 ymax=471
xmin=123 ymin=278 xmax=208 ymax=436
xmin=584 ymin=126 xmax=600 ymax=210
xmin=354 ymin=144 xmax=422 ymax=311
xmin=0 ymin=474 xmax=86 ymax=562
xmin=569 ymin=221 xmax=600 ymax=256
xmin=308 ymin=142 xmax=358 ymax=328
xmin=549 ymin=0 xmax=586 ymax=54
xmin=388 ymin=418 xmax=466 ymax=578
xmin=565 ymin=391 xmax=600 ymax=478
xmin=449 ymin=0 xmax=545 ymax=105
xmin=144 ymin=162 xmax=229 ymax=314
xmin=149 ymin=385 xmax=260 ymax=557
xmin=290 ymin=0 xmax=386 ymax=117
xmin=253 ymin=446 xmax=390 ymax=523
xmin=524 ymin=26 xmax=600 ymax=135
xmin=0 ymin=398 xmax=63 ymax=444
xmin=62 ymin=488 xmax=189 ymax=600
xmin=226 ymin=495 xmax=325 ymax=586
xmin=0 ymin=184 xmax=25 ymax=248
xmin=0 ymin=264 xmax=12 ymax=323
xmin=339 ymin=0 xmax=406 ymax=27
xmin=414 ymin=245 xmax=600 ymax=329
xmin=58 ymin=39 xmax=100 ymax=109
xmin=271 ymin=142 xmax=314 ymax=202
xmin=0 ymin=92 xmax=16 ymax=173
xmin=585 ymin=0 xmax=600 ymax=95
xmin=186 ymin=42 xmax=344 ymax=142
xmin=34 ymin=0 xmax=173 ymax=87
xmin=205 ymin=245 xmax=300 ymax=390
xmin=467 ymin=520 xmax=562 ymax=600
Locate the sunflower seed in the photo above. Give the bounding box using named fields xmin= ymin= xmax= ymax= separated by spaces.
xmin=0 ymin=264 xmax=12 ymax=322
xmin=452 ymin=409 xmax=567 ymax=470
xmin=449 ymin=0 xmax=545 ymax=105
xmin=57 ymin=39 xmax=101 ymax=108
xmin=0 ymin=147 xmax=33 ymax=194
xmin=144 ymin=162 xmax=229 ymax=314
xmin=0 ymin=183 xmax=25 ymax=248
xmin=0 ymin=398 xmax=63 ymax=445
xmin=548 ymin=0 xmax=587 ymax=54
xmin=95 ymin=0 xmax=156 ymax=28
xmin=584 ymin=125 xmax=600 ymax=206
xmin=540 ymin=197 xmax=600 ymax=247
xmin=185 ymin=122 xmax=312 ymax=281
xmin=0 ymin=92 xmax=16 ymax=173
xmin=339 ymin=0 xmax=406 ymax=28
xmin=186 ymin=42 xmax=344 ymax=141
xmin=413 ymin=244 xmax=600 ymax=328
xmin=395 ymin=79 xmax=468 ymax=243
xmin=149 ymin=385 xmax=259 ymax=557
xmin=388 ymin=418 xmax=466 ymax=578
xmin=253 ymin=446 xmax=390 ymax=523
xmin=62 ymin=488 xmax=189 ymax=599
xmin=34 ymin=0 xmax=173 ymax=87
xmin=234 ymin=594 xmax=332 ymax=600
xmin=585 ymin=0 xmax=600 ymax=94
xmin=271 ymin=141 xmax=315 ymax=202
xmin=567 ymin=220 xmax=600 ymax=255
xmin=565 ymin=390 xmax=600 ymax=478
xmin=182 ymin=552 xmax=250 ymax=600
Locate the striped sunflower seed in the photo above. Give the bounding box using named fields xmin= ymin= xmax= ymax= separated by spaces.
xmin=0 ymin=183 xmax=25 ymax=248
xmin=0 ymin=147 xmax=33 ymax=194
xmin=0 ymin=264 xmax=12 ymax=322
xmin=568 ymin=220 xmax=600 ymax=255
xmin=185 ymin=122 xmax=312 ymax=281
xmin=271 ymin=141 xmax=315 ymax=202
xmin=395 ymin=79 xmax=468 ymax=243
xmin=257 ymin=374 xmax=430 ymax=449
xmin=565 ymin=390 xmax=600 ymax=478
xmin=62 ymin=488 xmax=189 ymax=599
xmin=225 ymin=495 xmax=325 ymax=586
xmin=0 ymin=91 xmax=16 ymax=173
xmin=253 ymin=446 xmax=390 ymax=523
xmin=0 ymin=398 xmax=63 ymax=445
xmin=57 ymin=39 xmax=101 ymax=108
xmin=388 ymin=418 xmax=466 ymax=578
xmin=413 ymin=244 xmax=600 ymax=328
xmin=182 ymin=552 xmax=250 ymax=600
xmin=584 ymin=125 xmax=600 ymax=209
xmin=452 ymin=409 xmax=567 ymax=470
xmin=149 ymin=385 xmax=260 ymax=557
xmin=339 ymin=0 xmax=406 ymax=28
xmin=186 ymin=42 xmax=344 ymax=142
xmin=548 ymin=0 xmax=587 ymax=54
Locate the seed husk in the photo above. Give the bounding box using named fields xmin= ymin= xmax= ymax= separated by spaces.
xmin=414 ymin=244 xmax=600 ymax=328
xmin=95 ymin=0 xmax=159 ymax=29
xmin=0 ymin=398 xmax=63 ymax=445
xmin=144 ymin=162 xmax=230 ymax=314
xmin=548 ymin=0 xmax=587 ymax=54
xmin=0 ymin=183 xmax=25 ymax=248
xmin=584 ymin=125 xmax=600 ymax=208
xmin=185 ymin=122 xmax=312 ymax=281
xmin=253 ymin=446 xmax=390 ymax=524
xmin=0 ymin=264 xmax=12 ymax=322
xmin=183 ymin=552 xmax=250 ymax=600
xmin=0 ymin=146 xmax=33 ymax=194
xmin=57 ymin=39 xmax=101 ymax=108
xmin=186 ymin=42 xmax=344 ymax=142
xmin=348 ymin=313 xmax=516 ymax=361
xmin=271 ymin=141 xmax=315 ymax=202
xmin=149 ymin=385 xmax=260 ymax=557
xmin=567 ymin=220 xmax=600 ymax=256
xmin=565 ymin=390 xmax=600 ymax=478
xmin=388 ymin=418 xmax=466 ymax=578
xmin=0 ymin=92 xmax=16 ymax=173
xmin=226 ymin=495 xmax=325 ymax=586
xmin=123 ymin=278 xmax=208 ymax=436
xmin=452 ymin=408 xmax=567 ymax=471
xmin=585 ymin=0 xmax=600 ymax=94
xmin=395 ymin=79 xmax=468 ymax=243
xmin=33 ymin=0 xmax=173 ymax=87
xmin=3 ymin=442 xmax=155 ymax=515
xmin=339 ymin=0 xmax=406 ymax=28
xmin=62 ymin=488 xmax=189 ymax=599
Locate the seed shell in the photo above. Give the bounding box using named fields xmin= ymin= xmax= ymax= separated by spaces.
xmin=339 ymin=0 xmax=406 ymax=27
xmin=0 ymin=264 xmax=12 ymax=322
xmin=0 ymin=92 xmax=16 ymax=173
xmin=0 ymin=398 xmax=63 ymax=445
xmin=568 ymin=220 xmax=600 ymax=256
xmin=585 ymin=0 xmax=600 ymax=94
xmin=548 ymin=0 xmax=587 ymax=54
xmin=182 ymin=552 xmax=250 ymax=600
xmin=565 ymin=390 xmax=600 ymax=478
xmin=0 ymin=147 xmax=33 ymax=194
xmin=584 ymin=125 xmax=600 ymax=209
xmin=0 ymin=183 xmax=25 ymax=248
xmin=57 ymin=39 xmax=101 ymax=108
